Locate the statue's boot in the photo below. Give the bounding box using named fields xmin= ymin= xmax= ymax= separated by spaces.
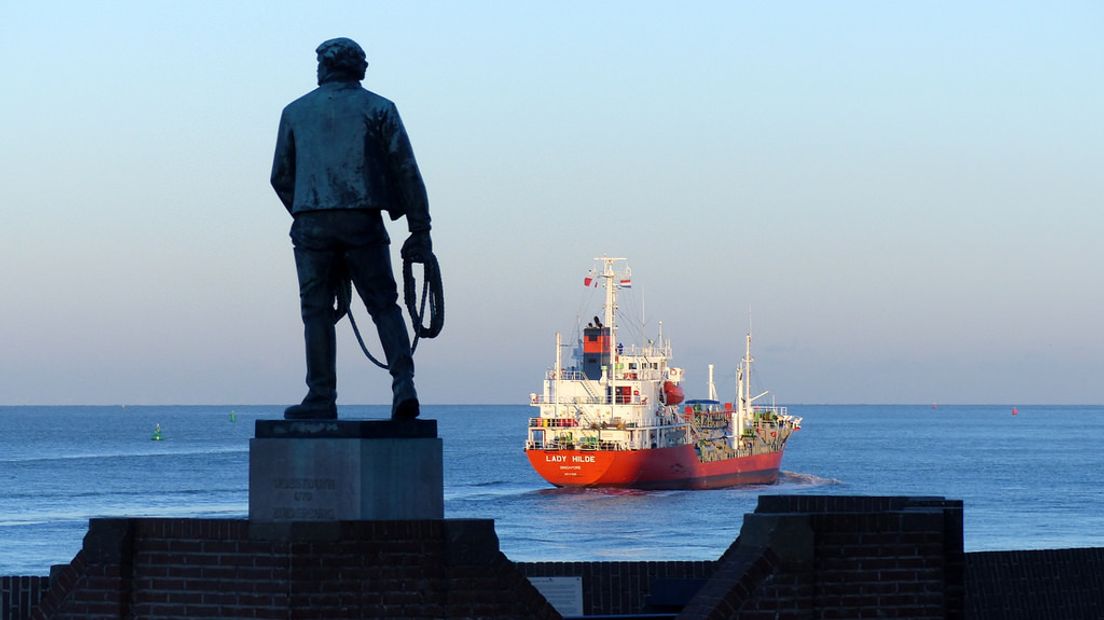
xmin=393 ymin=397 xmax=420 ymax=420
xmin=374 ymin=304 xmax=419 ymax=419
xmin=284 ymin=401 xmax=337 ymax=420
xmin=285 ymin=306 xmax=338 ymax=420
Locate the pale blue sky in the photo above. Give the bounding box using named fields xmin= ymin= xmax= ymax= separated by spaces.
xmin=1 ymin=2 xmax=1101 ymax=405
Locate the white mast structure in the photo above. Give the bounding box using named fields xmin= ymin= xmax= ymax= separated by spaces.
xmin=553 ymin=331 xmax=562 ymax=408
xmin=708 ymin=364 xmax=717 ymax=401
xmin=734 ymin=331 xmax=770 ymax=441
xmin=743 ymin=333 xmax=752 ymax=409
xmin=596 ymin=256 xmax=625 ymax=381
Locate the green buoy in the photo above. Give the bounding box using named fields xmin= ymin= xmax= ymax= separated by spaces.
xmin=229 ymin=410 xmax=237 ymax=423
xmin=151 ymin=423 xmax=163 ymax=441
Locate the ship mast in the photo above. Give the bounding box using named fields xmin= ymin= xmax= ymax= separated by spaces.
xmin=743 ymin=332 xmax=753 ymax=407
xmin=554 ymin=331 xmax=562 ymax=408
xmin=596 ymin=256 xmax=625 ymax=378
xmin=708 ymin=364 xmax=717 ymax=401
xmin=734 ymin=332 xmax=754 ymax=438
xmin=735 ymin=332 xmax=770 ymax=430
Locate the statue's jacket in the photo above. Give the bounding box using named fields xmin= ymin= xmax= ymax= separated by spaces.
xmin=270 ymin=81 xmax=431 ymax=232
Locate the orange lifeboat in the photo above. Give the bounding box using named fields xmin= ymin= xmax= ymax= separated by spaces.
xmin=662 ymin=381 xmax=685 ymax=406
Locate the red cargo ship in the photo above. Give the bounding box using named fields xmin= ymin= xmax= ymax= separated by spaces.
xmin=525 ymin=257 xmax=801 ymax=489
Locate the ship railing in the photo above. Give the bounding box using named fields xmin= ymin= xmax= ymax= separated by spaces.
xmin=531 ymin=394 xmax=578 ymax=405
xmin=531 ymin=395 xmax=592 ymax=405
xmin=528 ymin=417 xmax=580 ymax=428
xmin=526 ymin=440 xmax=629 ymax=451
xmin=530 ymin=394 xmax=604 ymax=405
xmin=618 ymin=343 xmax=672 ymax=358
xmin=533 ymin=394 xmax=652 ymax=406
xmin=529 ymin=440 xmax=573 ymax=450
xmin=546 ymin=369 xmax=587 ymax=380
xmin=752 ymin=405 xmax=788 ymax=417
xmin=579 ymin=440 xmax=626 ymax=451
xmin=613 ymin=393 xmax=639 ymax=405
xmin=612 ymin=369 xmax=662 ymax=381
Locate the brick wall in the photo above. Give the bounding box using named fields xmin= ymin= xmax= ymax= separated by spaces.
xmin=28 ymin=518 xmax=558 ymax=619
xmin=966 ymin=547 xmax=1104 ymax=619
xmin=7 ymin=498 xmax=1104 ymax=618
xmin=1 ymin=576 xmax=49 ymax=620
xmin=674 ymin=545 xmax=781 ymax=619
xmin=679 ymin=495 xmax=965 ymax=619
xmin=515 ymin=496 xmax=968 ymax=618
xmin=516 ymin=560 xmax=716 ymax=616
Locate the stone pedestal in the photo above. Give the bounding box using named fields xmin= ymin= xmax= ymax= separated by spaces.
xmin=249 ymin=419 xmax=442 ymax=521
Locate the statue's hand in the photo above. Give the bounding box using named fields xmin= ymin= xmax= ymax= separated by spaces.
xmin=401 ymin=231 xmax=433 ymax=262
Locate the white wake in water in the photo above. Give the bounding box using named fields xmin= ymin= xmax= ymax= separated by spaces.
xmin=776 ymin=471 xmax=843 ymax=487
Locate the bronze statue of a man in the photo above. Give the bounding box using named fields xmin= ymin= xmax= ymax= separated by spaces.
xmin=271 ymin=37 xmax=431 ymax=421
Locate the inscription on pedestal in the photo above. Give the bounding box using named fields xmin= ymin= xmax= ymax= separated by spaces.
xmin=249 ymin=420 xmax=443 ymax=521
xmin=270 ymin=477 xmax=339 ymax=520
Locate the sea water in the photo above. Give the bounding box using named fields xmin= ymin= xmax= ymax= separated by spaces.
xmin=2 ymin=404 xmax=1102 ymax=575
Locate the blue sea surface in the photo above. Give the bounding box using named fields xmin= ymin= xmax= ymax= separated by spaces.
xmin=2 ymin=404 xmax=1103 ymax=575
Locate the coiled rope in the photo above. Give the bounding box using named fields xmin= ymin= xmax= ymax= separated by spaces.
xmin=334 ymin=252 xmax=444 ymax=370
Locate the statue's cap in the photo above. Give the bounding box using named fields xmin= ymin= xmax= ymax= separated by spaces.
xmin=315 ymin=37 xmax=368 ymax=73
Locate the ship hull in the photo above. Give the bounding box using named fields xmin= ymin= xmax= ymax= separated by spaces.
xmin=526 ymin=445 xmax=784 ymax=490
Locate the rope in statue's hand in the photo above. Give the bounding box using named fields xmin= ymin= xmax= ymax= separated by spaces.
xmin=334 ymin=252 xmax=444 ymax=370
